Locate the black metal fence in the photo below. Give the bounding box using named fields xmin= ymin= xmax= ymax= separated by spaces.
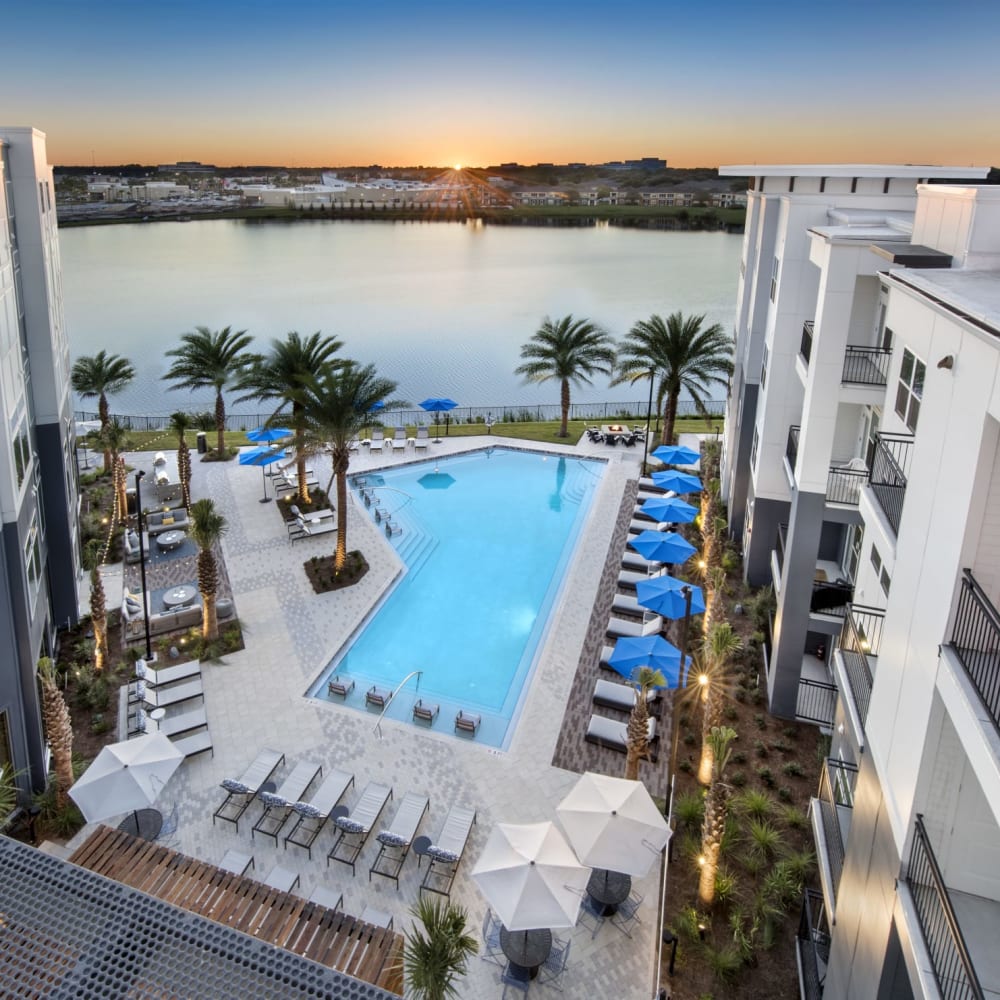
xmin=869 ymin=433 xmax=913 ymax=537
xmin=948 ymin=568 xmax=1000 ymax=736
xmin=801 ymin=321 xmax=814 ymax=367
xmin=906 ymin=815 xmax=984 ymax=1000
xmin=816 ymin=758 xmax=857 ymax=900
xmin=796 ymin=888 xmax=830 ymax=1000
xmin=838 ymin=605 xmax=884 ymax=728
xmin=842 ymin=345 xmax=892 ymax=386
xmin=826 ymin=466 xmax=867 ymax=505
xmin=811 ymin=580 xmax=854 ymax=617
xmin=796 ymin=678 xmax=837 ymax=727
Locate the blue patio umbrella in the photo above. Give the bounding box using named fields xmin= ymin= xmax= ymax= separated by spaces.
xmin=640 ymin=495 xmax=698 ymax=524
xmin=239 ymin=445 xmax=285 ymax=503
xmin=651 ymin=469 xmax=703 ymax=495
xmin=628 ymin=529 xmax=697 ymax=566
xmin=652 ymin=444 xmax=700 ymax=466
xmin=607 ymin=635 xmax=690 ymax=688
xmin=635 ymin=575 xmax=707 ymax=620
xmin=247 ymin=426 xmax=292 ymax=443
xmin=364 ymin=400 xmax=386 ymax=439
xmin=419 ymin=397 xmax=458 ymax=441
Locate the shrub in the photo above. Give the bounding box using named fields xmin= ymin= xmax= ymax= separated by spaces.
xmin=781 ymin=805 xmax=808 ymax=829
xmin=734 ymin=789 xmax=773 ymax=821
xmin=753 ymin=739 xmax=768 ymax=758
xmin=770 ymin=739 xmax=792 ymax=754
xmin=90 ymin=713 xmax=110 ymax=736
xmin=731 ymin=749 xmax=747 ymax=764
xmin=729 ymin=770 xmax=747 ymax=788
xmin=756 ymin=766 xmax=775 ymax=788
xmin=675 ymin=905 xmax=705 ymax=942
xmin=782 ymin=725 xmax=799 ymax=741
xmin=714 ymin=868 xmax=738 ymax=905
xmin=706 ymin=944 xmax=742 ymax=983
xmin=679 ymin=758 xmax=694 ymax=774
xmin=781 ymin=761 xmax=805 ymax=778
xmin=777 ymin=785 xmax=794 ymax=803
xmin=683 ymin=731 xmax=696 ymax=746
xmin=674 ymin=790 xmax=705 ymax=829
xmin=753 ymin=713 xmax=767 ymax=731
xmin=782 ymin=849 xmax=816 ymax=884
xmin=724 ymin=704 xmax=739 ymax=722
xmin=745 ymin=819 xmax=785 ymax=861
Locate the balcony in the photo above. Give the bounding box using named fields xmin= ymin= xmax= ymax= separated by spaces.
xmin=837 ymin=605 xmax=884 ymax=731
xmin=796 ymin=888 xmax=830 ymax=1000
xmin=796 ymin=678 xmax=837 ymax=727
xmin=801 ymin=321 xmax=814 ymax=368
xmin=842 ymin=345 xmax=891 ymax=386
xmin=813 ymin=759 xmax=857 ymax=910
xmin=946 ymin=569 xmax=1000 ymax=738
xmin=826 ymin=464 xmax=867 ymax=506
xmin=869 ymin=433 xmax=913 ymax=537
xmin=787 ymin=425 xmax=800 ymax=474
xmin=811 ymin=579 xmax=853 ymax=618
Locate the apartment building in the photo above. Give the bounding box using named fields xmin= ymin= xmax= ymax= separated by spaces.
xmin=0 ymin=127 xmax=81 ymax=797
xmin=720 ymin=164 xmax=1000 ymax=998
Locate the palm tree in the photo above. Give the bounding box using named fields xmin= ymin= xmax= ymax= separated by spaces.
xmin=37 ymin=658 xmax=74 ymax=812
xmin=98 ymin=418 xmax=131 ymax=523
xmin=294 ymin=362 xmax=400 ymax=572
xmin=237 ymin=331 xmax=343 ymax=504
xmin=71 ymin=350 xmax=135 ymax=473
xmin=89 ymin=566 xmax=109 ymax=674
xmin=164 ymin=326 xmax=254 ymax=456
xmin=168 ymin=411 xmax=194 ymax=512
xmin=697 ymin=623 xmax=742 ymax=785
xmin=624 ymin=665 xmax=667 ymax=781
xmin=400 ymin=896 xmax=477 ymax=1000
xmin=613 ymin=312 xmax=732 ymax=446
xmin=189 ymin=498 xmax=228 ymax=641
xmin=515 ymin=315 xmax=615 ymax=437
xmin=698 ymin=725 xmax=738 ymax=905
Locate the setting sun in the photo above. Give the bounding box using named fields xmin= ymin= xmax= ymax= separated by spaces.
xmin=453 ymin=164 xmax=462 ymax=171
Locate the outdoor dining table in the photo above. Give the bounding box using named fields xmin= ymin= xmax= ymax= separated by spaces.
xmin=499 ymin=926 xmax=552 ymax=978
xmin=587 ymin=868 xmax=632 ymax=915
xmin=162 ymin=585 xmax=197 ymax=609
xmin=117 ymin=807 xmax=163 ymax=841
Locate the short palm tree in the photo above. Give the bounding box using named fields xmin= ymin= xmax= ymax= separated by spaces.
xmin=89 ymin=566 xmax=109 ymax=674
xmin=625 ymin=665 xmax=667 ymax=781
xmin=515 ymin=315 xmax=615 ymax=437
xmin=168 ymin=411 xmax=194 ymax=512
xmin=71 ymin=350 xmax=135 ymax=473
xmin=164 ymin=326 xmax=254 ymax=456
xmin=613 ymin=312 xmax=732 ymax=446
xmin=189 ymin=498 xmax=228 ymax=641
xmin=294 ymin=362 xmax=400 ymax=572
xmin=697 ymin=623 xmax=742 ymax=785
xmin=698 ymin=725 xmax=737 ymax=905
xmin=237 ymin=330 xmax=343 ymax=503
xmin=37 ymin=657 xmax=75 ymax=812
xmin=400 ymin=896 xmax=477 ymax=1000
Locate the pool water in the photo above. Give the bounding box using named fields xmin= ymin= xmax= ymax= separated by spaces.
xmin=308 ymin=447 xmax=604 ymax=747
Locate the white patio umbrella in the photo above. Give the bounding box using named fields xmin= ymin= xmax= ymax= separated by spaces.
xmin=69 ymin=732 xmax=183 ymax=826
xmin=556 ymin=771 xmax=671 ymax=878
xmin=471 ymin=821 xmax=590 ymax=931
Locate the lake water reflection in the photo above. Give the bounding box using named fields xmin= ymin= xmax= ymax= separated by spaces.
xmin=60 ymin=219 xmax=740 ymax=417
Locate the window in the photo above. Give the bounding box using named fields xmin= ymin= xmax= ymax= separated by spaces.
xmin=870 ymin=545 xmax=882 ymax=574
xmin=24 ymin=514 xmax=41 ymax=598
xmin=760 ymin=343 xmax=769 ymax=390
xmin=750 ymin=427 xmax=760 ymax=470
xmin=770 ymin=256 xmax=780 ymax=302
xmin=895 ymin=348 xmax=925 ymax=432
xmin=11 ymin=415 xmax=30 ymax=489
xmin=870 ymin=544 xmax=891 ymax=596
xmin=846 ymin=525 xmax=864 ymax=582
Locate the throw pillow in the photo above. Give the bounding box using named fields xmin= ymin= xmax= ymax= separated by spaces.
xmin=376 ymin=830 xmax=410 ymax=848
xmin=134 ymin=661 xmax=146 ymax=679
xmin=260 ymin=791 xmax=289 ymax=809
xmin=162 ymin=515 xmax=174 ymax=526
xmin=126 ymin=598 xmax=141 ymax=615
xmin=334 ymin=816 xmax=367 ymax=835
xmin=128 ymin=531 xmax=139 ymax=549
xmin=426 ymin=845 xmax=460 ymax=864
xmin=221 ymin=778 xmax=251 ymax=796
xmin=293 ymin=802 xmax=324 ymax=819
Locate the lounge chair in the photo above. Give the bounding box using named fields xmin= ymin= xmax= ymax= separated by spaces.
xmin=327 ymin=675 xmax=355 ymax=698
xmin=327 ymin=781 xmax=393 ymax=874
xmin=585 ymin=714 xmax=658 ymax=760
xmin=135 ymin=658 xmax=200 ymax=688
xmin=391 ymin=427 xmax=407 ymax=451
xmin=289 ymin=504 xmax=335 ymax=523
xmin=606 ymin=614 xmax=663 ymax=640
xmin=611 ymin=592 xmax=650 ymax=617
xmin=617 ymin=567 xmax=665 ymax=590
xmin=370 ymin=428 xmax=385 ymax=449
xmin=365 ymin=685 xmax=392 ymax=709
xmin=288 ymin=515 xmax=337 ymax=542
xmin=413 ymin=699 xmax=439 ymax=724
xmin=130 ymin=705 xmax=208 ymax=739
xmin=369 ymin=790 xmax=430 ymax=887
xmin=360 ymin=905 xmax=394 ymax=930
xmin=638 ymin=479 xmax=677 ymax=494
xmin=593 ymin=678 xmax=661 ymax=713
xmin=420 ymin=804 xmax=477 ymax=897
xmin=454 ymin=709 xmax=481 ymax=734
xmin=284 ymin=767 xmax=355 ymax=858
xmin=251 ymin=758 xmax=323 ymax=844
xmin=219 ymin=848 xmax=254 ymax=876
xmin=621 ymin=551 xmax=660 ymax=573
xmin=414 ymin=427 xmax=430 ymax=450
xmin=628 ymin=519 xmax=669 ymax=535
xmin=348 ymin=437 xmax=360 ymax=453
xmin=263 ymin=864 xmax=300 ymax=893
xmin=309 ymin=886 xmax=344 ymax=912
xmin=135 ymin=675 xmax=204 ymax=710
xmin=212 ymin=748 xmax=285 ymax=832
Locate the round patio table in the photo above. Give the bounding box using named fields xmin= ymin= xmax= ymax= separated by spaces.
xmin=118 ymin=808 xmax=162 ymax=841
xmin=162 ymin=585 xmax=197 ymax=609
xmin=499 ymin=926 xmax=552 ymax=978
xmin=587 ymin=868 xmax=631 ymax=915
xmin=156 ymin=530 xmax=185 ymax=552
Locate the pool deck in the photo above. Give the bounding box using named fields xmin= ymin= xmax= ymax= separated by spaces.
xmin=72 ymin=431 xmax=703 ymax=999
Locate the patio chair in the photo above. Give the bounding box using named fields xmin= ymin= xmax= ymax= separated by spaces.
xmin=348 ymin=437 xmax=360 ymax=453
xmin=218 ymin=848 xmax=254 ymax=877
xmin=585 ymin=714 xmax=658 ymax=760
xmin=369 ymin=790 xmax=430 ymax=887
xmin=592 ymin=678 xmax=661 ymax=713
xmin=501 ymin=962 xmax=530 ymax=996
xmin=263 ymin=864 xmax=300 ymax=893
xmin=481 ymin=907 xmax=504 ymax=966
xmin=611 ymin=592 xmax=650 ymax=617
xmin=414 ymin=427 xmax=430 ymax=450
xmin=327 ymin=675 xmax=355 ymax=698
xmin=617 ymin=567 xmax=665 ymax=590
xmin=327 ymin=781 xmax=393 ymax=874
xmin=370 ymin=428 xmax=385 ymax=448
xmin=611 ymin=889 xmax=643 ymax=937
xmin=419 ymin=803 xmax=477 ymax=897
xmin=412 ymin=699 xmax=439 ymax=724
xmin=620 ymin=551 xmax=661 ymax=573
xmin=628 ymin=518 xmax=669 ymax=535
xmin=212 ymin=748 xmax=285 ymax=833
xmin=454 ymin=709 xmax=481 ymax=734
xmin=606 ymin=614 xmax=663 ymax=640
xmin=365 ymin=685 xmax=392 ymax=709
xmin=251 ymin=758 xmax=323 ymax=844
xmin=391 ymin=427 xmax=407 ymax=451
xmin=576 ymin=892 xmax=606 ymax=938
xmin=284 ymin=767 xmax=355 ymax=858
xmin=537 ymin=936 xmax=571 ymax=990
xmin=309 ymin=886 xmax=344 ymax=912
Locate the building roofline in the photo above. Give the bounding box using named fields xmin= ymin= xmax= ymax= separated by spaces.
xmin=719 ymin=164 xmax=989 ymax=179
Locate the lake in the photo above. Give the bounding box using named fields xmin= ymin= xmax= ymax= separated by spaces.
xmin=59 ymin=219 xmax=741 ymax=418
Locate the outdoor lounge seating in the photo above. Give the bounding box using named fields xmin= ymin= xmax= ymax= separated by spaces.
xmin=617 ymin=567 xmax=665 ymax=590
xmin=606 ymin=614 xmax=663 ymax=640
xmin=365 ymin=685 xmax=392 ymax=709
xmin=263 ymin=864 xmax=301 ymax=893
xmin=419 ymin=803 xmax=477 ymax=897
xmin=414 ymin=427 xmax=430 ymax=450
xmin=327 ymin=781 xmax=393 ymax=873
xmin=145 ymin=509 xmax=190 ymax=536
xmin=454 ymin=709 xmax=481 ymax=734
xmin=360 ymin=905 xmax=394 ymax=930
xmin=288 ymin=514 xmax=337 ymax=542
xmin=585 ymin=715 xmax=658 ymax=760
xmin=412 ymin=699 xmax=439 ymax=724
xmin=391 ymin=427 xmax=407 ymax=451
xmin=370 ymin=428 xmax=385 ymax=448
xmin=283 ymin=767 xmax=355 ymax=858
xmin=130 ymin=675 xmax=204 ymax=710
xmin=628 ymin=518 xmax=669 ymax=535
xmin=309 ymin=886 xmax=344 ymax=912
xmin=369 ymin=790 xmax=430 ymax=887
xmin=251 ymin=758 xmax=323 ymax=844
xmin=135 ymin=658 xmax=200 ymax=688
xmin=592 ymin=678 xmax=661 ymax=713
xmin=212 ymin=748 xmax=285 ymax=832
xmin=219 ymin=849 xmax=254 ymax=877
xmin=621 ymin=551 xmax=660 ymax=573
xmin=327 ymin=675 xmax=355 ymax=698
xmin=611 ymin=592 xmax=657 ymax=617
xmin=502 ymin=962 xmax=531 ymax=996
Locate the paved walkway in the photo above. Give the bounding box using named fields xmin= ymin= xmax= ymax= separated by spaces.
xmin=69 ymin=431 xmax=705 ymax=1000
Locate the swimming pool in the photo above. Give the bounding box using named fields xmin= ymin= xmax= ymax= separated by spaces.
xmin=308 ymin=447 xmax=605 ymax=747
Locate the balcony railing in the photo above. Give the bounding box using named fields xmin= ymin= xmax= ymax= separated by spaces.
xmin=947 ymin=569 xmax=1000 ymax=737
xmin=811 ymin=580 xmax=854 ymax=617
xmin=787 ymin=425 xmax=800 ymax=474
xmin=816 ymin=759 xmax=857 ymax=899
xmin=842 ymin=345 xmax=892 ymax=386
xmin=826 ymin=465 xmax=867 ymax=506
xmin=869 ymin=433 xmax=913 ymax=537
xmin=801 ymin=321 xmax=814 ymax=367
xmin=776 ymin=522 xmax=788 ymax=576
xmin=796 ymin=678 xmax=837 ymax=726
xmin=906 ymin=815 xmax=985 ymax=1000
xmin=796 ymin=888 xmax=830 ymax=1000
xmin=838 ymin=605 xmax=884 ymax=728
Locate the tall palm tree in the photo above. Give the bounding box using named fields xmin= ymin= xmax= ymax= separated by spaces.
xmin=89 ymin=566 xmax=109 ymax=674
xmin=37 ymin=658 xmax=74 ymax=812
xmin=98 ymin=418 xmax=131 ymax=523
xmin=295 ymin=362 xmax=400 ymax=572
xmin=400 ymin=896 xmax=477 ymax=1000
xmin=515 ymin=315 xmax=615 ymax=437
xmin=189 ymin=498 xmax=228 ymax=641
xmin=697 ymin=623 xmax=742 ymax=785
xmin=613 ymin=312 xmax=732 ymax=446
xmin=699 ymin=725 xmax=737 ymax=905
xmin=164 ymin=326 xmax=254 ymax=456
xmin=168 ymin=411 xmax=194 ymax=513
xmin=70 ymin=350 xmax=135 ymax=473
xmin=624 ymin=665 xmax=667 ymax=781
xmin=237 ymin=331 xmax=343 ymax=503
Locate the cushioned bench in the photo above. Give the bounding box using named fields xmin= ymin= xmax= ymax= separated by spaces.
xmin=585 ymin=715 xmax=658 ymax=761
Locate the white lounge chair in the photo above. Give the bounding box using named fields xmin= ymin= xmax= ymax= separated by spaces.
xmin=606 ymin=614 xmax=663 ymax=639
xmin=263 ymin=864 xmax=300 ymax=893
xmin=585 ymin=714 xmax=658 ymax=759
xmin=420 ymin=804 xmax=477 ymax=898
xmin=218 ymin=848 xmax=254 ymax=876
xmin=617 ymin=567 xmax=665 ymax=590
xmin=251 ymin=758 xmax=323 ymax=845
xmin=612 ymin=592 xmax=650 ymax=617
xmin=621 ymin=551 xmax=661 ymax=573
xmin=212 ymin=748 xmax=285 ymax=832
xmin=593 ymin=678 xmax=661 ymax=712
xmin=327 ymin=781 xmax=393 ymax=873
xmin=628 ymin=519 xmax=670 ymax=535
xmin=370 ymin=428 xmax=385 ymax=449
xmin=369 ymin=790 xmax=430 ymax=887
xmin=284 ymin=768 xmax=355 ymax=858
xmin=391 ymin=427 xmax=407 ymax=451
xmin=414 ymin=427 xmax=430 ymax=450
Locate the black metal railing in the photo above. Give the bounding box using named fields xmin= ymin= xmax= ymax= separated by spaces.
xmin=838 ymin=605 xmax=884 ymax=727
xmin=948 ymin=569 xmax=1000 ymax=737
xmin=816 ymin=759 xmax=857 ymax=899
xmin=826 ymin=466 xmax=867 ymax=505
xmin=906 ymin=815 xmax=984 ymax=1000
xmin=842 ymin=345 xmax=892 ymax=386
xmin=797 ymin=888 xmax=830 ymax=1000
xmin=801 ymin=321 xmax=814 ymax=367
xmin=811 ymin=580 xmax=854 ymax=617
xmin=796 ymin=679 xmax=837 ymax=726
xmin=787 ymin=425 xmax=800 ymax=473
xmin=869 ymin=433 xmax=913 ymax=537
xmin=775 ymin=522 xmax=788 ymax=576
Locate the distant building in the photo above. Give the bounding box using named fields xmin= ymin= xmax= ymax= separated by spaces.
xmin=710 ymin=191 xmax=747 ymax=208
xmin=157 ymin=161 xmax=215 ymax=174
xmin=512 ymin=189 xmax=568 ymax=207
xmin=639 ymin=189 xmax=693 ymax=207
xmin=625 ymin=157 xmax=667 ymax=169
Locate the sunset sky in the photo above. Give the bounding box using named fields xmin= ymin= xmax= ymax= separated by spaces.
xmin=5 ymin=0 xmax=999 ymax=168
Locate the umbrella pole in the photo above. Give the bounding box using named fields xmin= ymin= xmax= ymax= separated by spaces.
xmin=259 ymin=465 xmax=271 ymax=503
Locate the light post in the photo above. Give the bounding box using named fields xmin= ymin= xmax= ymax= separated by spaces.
xmin=134 ymin=471 xmax=153 ymax=661
xmin=641 ymin=368 xmax=656 ymax=474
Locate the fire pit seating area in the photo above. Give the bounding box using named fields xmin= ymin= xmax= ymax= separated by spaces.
xmin=145 ymin=509 xmax=189 ymax=535
xmin=121 ymin=586 xmax=203 ymax=642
